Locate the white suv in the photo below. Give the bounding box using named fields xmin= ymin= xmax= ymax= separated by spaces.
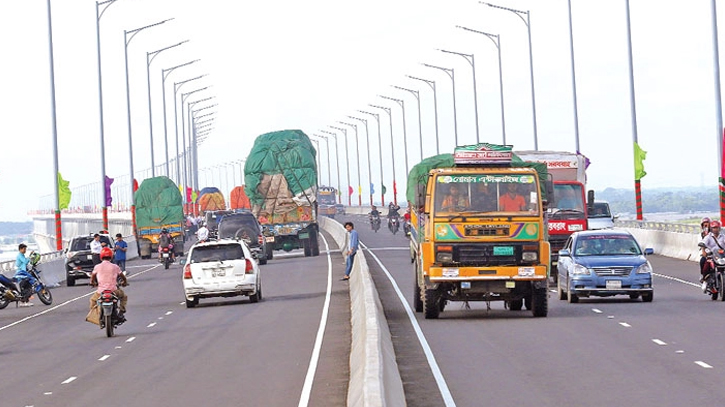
xmin=181 ymin=239 xmax=262 ymax=308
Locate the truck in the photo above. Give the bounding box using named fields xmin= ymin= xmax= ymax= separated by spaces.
xmin=317 ymin=186 xmax=338 ymax=218
xmin=244 ymin=129 xmax=321 ymax=257
xmin=134 ymin=176 xmax=185 ymax=259
xmin=408 ymin=143 xmax=552 ymax=319
xmin=515 ymin=151 xmax=589 ymax=278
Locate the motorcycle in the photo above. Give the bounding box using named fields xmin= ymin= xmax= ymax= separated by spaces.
xmin=389 ymin=216 xmax=400 ymax=235
xmin=0 ymin=252 xmax=53 ymax=309
xmin=370 ymin=214 xmax=381 ymax=233
xmin=702 ymin=246 xmax=725 ymax=301
xmin=97 ymin=290 xmax=124 ymax=337
xmin=159 ymin=246 xmax=172 ymax=269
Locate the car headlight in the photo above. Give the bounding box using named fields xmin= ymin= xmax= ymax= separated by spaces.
xmin=636 ymin=261 xmax=653 ymax=274
xmin=571 ymin=264 xmax=590 ymax=275
xmin=717 ymin=258 xmax=725 ymax=266
xmin=522 ymin=252 xmax=538 ymax=262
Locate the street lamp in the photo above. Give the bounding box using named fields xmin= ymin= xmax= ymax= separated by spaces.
xmin=482 ymin=2 xmax=538 ymax=149
xmin=320 ymin=130 xmax=342 ymax=203
xmin=710 ymin=0 xmax=725 ymax=220
xmin=422 ymin=63 xmax=458 ymax=147
xmin=565 ymin=0 xmax=581 ymax=152
xmin=624 ymin=0 xmax=642 ymax=220
xmin=123 ymin=18 xmax=172 ymax=227
xmin=168 ymin=68 xmax=203 ymax=182
xmin=147 ymin=40 xmax=188 ymax=177
xmin=181 ymin=90 xmax=211 ymax=191
xmin=191 ymin=103 xmax=217 ymax=191
xmin=407 ymin=75 xmax=440 ymax=154
xmin=94 ymin=0 xmax=121 ymax=230
xmin=458 ymin=26 xmax=507 ymax=144
xmin=393 ymin=86 xmax=424 ymax=161
xmin=369 ymin=104 xmax=398 ymax=206
xmin=47 ymin=0 xmax=62 ymax=249
xmin=379 ymin=95 xmax=410 ymax=176
xmin=347 ymin=117 xmax=374 ymax=206
xmin=311 ymin=134 xmax=332 ymax=188
xmin=339 ymin=121 xmax=363 ymax=206
xmin=309 ymin=138 xmax=322 ymax=186
xmin=439 ymin=49 xmax=480 ymax=144
xmin=358 ymin=110 xmax=385 ymax=205
xmin=330 ymin=125 xmax=351 ymax=206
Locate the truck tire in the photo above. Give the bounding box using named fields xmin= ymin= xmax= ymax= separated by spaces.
xmin=311 ymin=236 xmax=320 ymax=257
xmin=414 ymin=279 xmax=423 ymax=313
xmin=509 ymin=299 xmax=523 ymax=311
xmin=303 ymin=239 xmax=312 ymax=257
xmin=532 ymin=287 xmax=548 ymax=317
xmin=423 ymin=288 xmax=441 ymax=319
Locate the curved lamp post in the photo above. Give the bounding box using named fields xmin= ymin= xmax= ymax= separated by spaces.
xmin=358 ymin=110 xmax=385 ymax=205
xmin=181 ymin=89 xmax=210 ymax=191
xmin=439 ymin=49 xmax=480 ymax=143
xmin=407 ymin=75 xmax=440 ymax=154
xmin=330 ymin=125 xmax=352 ymax=206
xmin=393 ymin=86 xmax=424 ymax=161
xmin=339 ymin=121 xmax=362 ymax=206
xmin=321 ymin=130 xmax=342 ymax=203
xmin=380 ymin=95 xmax=410 ymax=176
xmin=369 ymin=104 xmax=397 ymax=206
xmin=311 ymin=134 xmax=332 ymax=188
xmin=422 ymin=63 xmax=458 ymax=147
xmin=347 ymin=116 xmax=374 ymax=206
xmin=167 ymin=68 xmax=203 ymax=181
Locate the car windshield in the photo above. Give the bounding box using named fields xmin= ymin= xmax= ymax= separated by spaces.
xmin=70 ymin=236 xmax=111 ymax=251
xmin=574 ymin=235 xmax=641 ymax=256
xmin=589 ymin=202 xmax=612 ymax=218
xmin=190 ymin=244 xmax=245 ymax=263
xmin=433 ymin=173 xmax=540 ymax=215
xmin=217 ymin=216 xmax=259 ymax=240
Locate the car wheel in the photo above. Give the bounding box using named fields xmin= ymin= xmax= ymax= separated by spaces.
xmin=557 ymin=282 xmax=566 ymax=301
xmin=629 ymin=293 xmax=640 ymax=300
xmin=249 ymin=290 xmax=260 ymax=303
xmin=311 ymin=235 xmax=320 ymax=257
xmin=718 ymin=274 xmax=725 ymax=302
xmin=267 ymin=248 xmax=274 ymax=260
xmin=258 ymin=254 xmax=267 ymax=265
xmin=532 ymin=287 xmax=548 ymax=317
xmin=641 ymin=292 xmax=653 ymax=302
xmin=303 ymin=239 xmax=312 ymax=257
xmin=67 ymin=275 xmax=76 ymax=287
xmin=185 ymin=297 xmax=198 ymax=308
xmin=423 ymin=288 xmax=441 ymax=319
xmin=509 ymin=299 xmax=523 ymax=311
xmin=567 ymin=285 xmax=579 ymax=304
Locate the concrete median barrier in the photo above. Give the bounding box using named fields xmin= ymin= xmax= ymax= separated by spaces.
xmin=319 ymin=217 xmax=406 ymax=407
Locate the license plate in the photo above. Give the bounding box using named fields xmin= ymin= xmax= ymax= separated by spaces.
xmin=87 ymin=255 xmax=93 ymax=260
xmin=460 ymin=282 xmax=471 ymax=289
xmin=518 ymin=267 xmax=535 ymax=277
xmin=493 ymin=246 xmax=514 ymax=256
xmin=505 ymin=281 xmax=516 ymax=288
xmin=162 ymin=253 xmax=169 ymax=258
xmin=265 ymin=236 xmax=275 ymax=243
xmin=299 ymin=232 xmax=309 ymax=239
xmin=606 ymin=280 xmax=622 ymax=289
xmin=212 ymin=270 xmax=225 ymax=277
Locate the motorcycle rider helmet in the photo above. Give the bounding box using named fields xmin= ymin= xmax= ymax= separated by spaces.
xmin=711 ymin=220 xmax=721 ymax=229
xmin=702 ymin=217 xmax=711 ymax=226
xmin=28 ymin=251 xmax=41 ymax=267
xmin=161 ymin=228 xmax=168 ymax=234
xmin=100 ymin=247 xmax=113 ymax=260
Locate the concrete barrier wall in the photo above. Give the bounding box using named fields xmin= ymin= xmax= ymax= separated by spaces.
xmin=621 ymin=227 xmax=701 ymax=263
xmin=319 ymin=216 xmax=406 ymax=407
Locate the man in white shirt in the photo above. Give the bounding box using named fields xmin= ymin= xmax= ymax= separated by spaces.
xmin=196 ymin=224 xmax=210 ymax=243
xmin=90 ymin=234 xmax=104 ymax=266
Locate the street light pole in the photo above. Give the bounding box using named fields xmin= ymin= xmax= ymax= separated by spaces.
xmin=348 ymin=117 xmax=374 ymax=206
xmin=359 ymin=111 xmax=385 ymax=205
xmin=566 ymin=0 xmax=581 ymax=152
xmin=310 ymin=138 xmax=322 ymax=185
xmin=393 ymin=86 xmax=424 ymax=161
xmin=458 ymin=26 xmax=507 ymax=144
xmin=190 ymin=103 xmax=217 ymax=193
xmin=370 ymin=104 xmax=397 ymax=206
xmin=407 ymin=76 xmax=440 ymax=154
xmin=330 ymin=126 xmax=351 ymax=206
xmin=47 ymin=0 xmax=62 ymax=250
xmin=380 ymin=95 xmax=410 ymax=176
xmin=180 ymin=90 xmax=210 ymax=193
xmin=482 ymin=2 xmax=538 ymax=149
xmin=166 ymin=67 xmax=203 ymax=182
xmin=312 ymin=134 xmax=332 ymax=187
xmin=339 ymin=121 xmax=362 ymax=206
xmin=422 ymin=63 xmax=458 ymax=147
xmin=440 ymin=49 xmax=480 ymax=144
xmin=710 ymin=0 xmax=725 ymax=221
xmin=321 ymin=130 xmax=342 ymax=203
xmin=147 ymin=40 xmax=188 ymax=177
xmin=624 ymin=0 xmax=643 ymax=221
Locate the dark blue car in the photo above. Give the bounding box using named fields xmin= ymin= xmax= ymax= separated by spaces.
xmin=557 ymin=230 xmax=654 ymax=303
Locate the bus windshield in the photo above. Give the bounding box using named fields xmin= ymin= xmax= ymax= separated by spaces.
xmin=433 ymin=173 xmax=540 ymax=216
xmin=318 ymin=193 xmax=336 ymax=205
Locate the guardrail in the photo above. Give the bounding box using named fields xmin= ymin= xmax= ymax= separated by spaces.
xmin=616 ymin=220 xmax=700 ymax=234
xmin=0 ymin=250 xmax=64 ymax=273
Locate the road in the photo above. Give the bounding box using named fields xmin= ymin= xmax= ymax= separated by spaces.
xmin=341 ymin=214 xmax=725 ymax=407
xmin=0 ymin=234 xmax=350 ymax=407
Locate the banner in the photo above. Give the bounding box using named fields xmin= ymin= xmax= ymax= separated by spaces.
xmin=58 ymin=172 xmax=71 ymax=210
xmin=634 ymin=142 xmax=647 ymax=180
xmin=104 ymin=176 xmax=114 ymax=207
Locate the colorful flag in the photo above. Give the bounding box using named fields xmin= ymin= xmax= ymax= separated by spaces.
xmin=634 ymin=142 xmax=647 ymax=180
xmin=58 ymin=172 xmax=71 ymax=210
xmin=370 ymin=183 xmax=375 ymax=194
xmin=133 ymin=179 xmax=139 ymax=192
xmin=104 ymin=176 xmax=114 ymax=207
xmin=393 ymin=181 xmax=398 ymax=195
xmin=358 ymin=185 xmax=362 ymax=196
xmin=191 ymin=190 xmax=198 ymax=203
xmin=348 ymin=186 xmax=353 ymax=196
xmin=382 ymin=185 xmax=387 ymax=195
xmin=186 ymin=187 xmax=193 ymax=202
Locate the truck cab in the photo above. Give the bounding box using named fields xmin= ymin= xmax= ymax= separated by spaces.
xmin=587 ymin=200 xmax=617 ymax=230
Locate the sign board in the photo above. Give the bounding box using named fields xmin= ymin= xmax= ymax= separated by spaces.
xmin=454 ymin=143 xmax=513 ymax=165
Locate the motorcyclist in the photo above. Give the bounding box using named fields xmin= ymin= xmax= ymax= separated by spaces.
xmin=387 ymin=202 xmax=400 ymax=230
xmin=90 ymin=247 xmax=128 ymax=322
xmin=13 ymin=244 xmax=35 ymax=306
xmin=700 ymin=217 xmax=711 ymax=275
xmin=700 ymin=220 xmax=725 ymax=291
xmin=403 ymin=208 xmax=412 ymax=236
xmin=368 ymin=205 xmax=381 ymax=223
xmin=158 ymin=228 xmax=175 ymax=261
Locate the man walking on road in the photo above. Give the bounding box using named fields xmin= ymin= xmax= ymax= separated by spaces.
xmin=342 ymin=222 xmax=358 ymax=281
xmin=113 ymin=233 xmax=128 ymax=275
xmin=90 ymin=234 xmax=103 ymax=266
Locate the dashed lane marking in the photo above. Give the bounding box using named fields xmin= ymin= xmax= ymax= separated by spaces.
xmin=126 ymin=337 xmax=136 ymax=343
xmin=619 ymin=322 xmax=632 ymax=328
xmin=695 ymin=361 xmax=713 ymax=368
xmin=653 ymin=272 xmax=700 ymax=288
xmin=652 ymin=339 xmax=667 ymax=346
xmin=147 ymin=322 xmax=157 ymax=328
xmin=592 ymin=308 xmax=602 ymax=314
xmin=61 ymin=377 xmax=77 ymax=385
xmin=165 ymin=311 xmax=173 ymax=315
xmin=98 ymin=355 xmax=110 ymax=361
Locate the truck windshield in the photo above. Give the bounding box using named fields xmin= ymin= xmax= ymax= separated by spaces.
xmin=433 ymin=174 xmax=539 ymax=216
xmin=551 ymin=183 xmax=585 ymax=212
xmin=589 ymin=202 xmax=612 ymax=218
xmin=318 ymin=193 xmax=336 ymax=205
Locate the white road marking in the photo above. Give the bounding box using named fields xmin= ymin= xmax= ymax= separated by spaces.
xmin=165 ymin=311 xmax=173 ymax=315
xmin=61 ymin=377 xmax=77 ymax=385
xmin=695 ymin=361 xmax=713 ymax=368
xmin=126 ymin=337 xmax=136 ymax=343
xmin=652 ymin=339 xmax=667 ymax=346
xmin=0 ymin=264 xmax=160 ymax=332
xmin=619 ymin=322 xmax=631 ymax=328
xmin=98 ymin=355 xmax=110 ymax=361
xmin=114 ymin=346 xmax=122 ymax=349
xmin=653 ymin=272 xmax=700 ymax=288
xmin=297 ymin=234 xmax=333 ymax=407
xmin=44 ymin=392 xmax=52 ymax=395
xmin=607 ymin=316 xmax=614 ymax=319
xmin=362 ymin=241 xmax=457 ymax=407
xmin=592 ymin=308 xmax=602 ymax=314
xmin=179 ymin=302 xmax=185 ymax=305
xmin=158 ymin=317 xmax=164 ymax=320
xmin=147 ymin=322 xmax=157 ymax=328
xmin=676 ymin=350 xmax=685 ymax=354
xmin=364 ymin=247 xmax=410 ymax=252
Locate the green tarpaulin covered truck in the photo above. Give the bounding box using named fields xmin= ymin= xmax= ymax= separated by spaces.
xmin=134 ymin=176 xmax=185 ymax=259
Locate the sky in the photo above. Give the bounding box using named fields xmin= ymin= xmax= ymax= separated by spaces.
xmin=0 ymin=0 xmax=722 ymax=221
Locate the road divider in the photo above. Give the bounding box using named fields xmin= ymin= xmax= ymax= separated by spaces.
xmin=619 ymin=226 xmax=700 ymax=262
xmin=319 ymin=217 xmax=406 ymax=407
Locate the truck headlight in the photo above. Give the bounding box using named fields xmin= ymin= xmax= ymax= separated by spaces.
xmin=636 ymin=262 xmax=652 ymax=274
xmin=436 ymin=252 xmax=453 ymax=263
xmin=571 ymin=264 xmax=590 ymax=275
xmin=522 ymin=252 xmax=538 ymax=262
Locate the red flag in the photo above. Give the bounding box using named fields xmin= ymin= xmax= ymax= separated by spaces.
xmin=133 ymin=179 xmax=139 ymax=192
xmin=393 ymin=181 xmax=397 ymax=195
xmin=186 ymin=187 xmax=193 ymax=202
xmin=348 ymin=186 xmax=353 ymax=196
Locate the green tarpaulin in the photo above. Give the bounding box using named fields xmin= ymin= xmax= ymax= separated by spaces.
xmin=134 ymin=176 xmax=184 ymax=229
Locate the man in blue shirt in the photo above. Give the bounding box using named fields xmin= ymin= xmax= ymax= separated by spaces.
xmin=113 ymin=233 xmax=128 ymax=275
xmin=342 ymin=222 xmax=359 ymax=281
xmin=14 ymin=244 xmax=34 ymax=306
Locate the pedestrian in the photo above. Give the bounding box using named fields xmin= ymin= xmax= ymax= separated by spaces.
xmin=113 ymin=233 xmax=128 ymax=275
xmin=90 ymin=233 xmax=103 ymax=266
xmin=342 ymin=222 xmax=359 ymax=281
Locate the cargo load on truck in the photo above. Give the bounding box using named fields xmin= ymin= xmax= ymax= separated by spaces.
xmin=244 ymin=129 xmax=320 ymax=256
xmin=198 ymin=188 xmax=226 ymax=213
xmin=408 ymin=143 xmax=552 ymax=319
xmin=230 ymin=186 xmax=251 ymax=210
xmin=134 ymin=176 xmax=185 ymax=259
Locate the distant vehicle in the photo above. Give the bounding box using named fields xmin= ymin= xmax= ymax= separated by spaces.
xmin=204 ymin=210 xmax=234 ymax=238
xmin=181 ymin=239 xmax=262 ymax=308
xmin=216 ymin=211 xmax=272 ymax=265
xmin=335 ymin=204 xmax=346 ymax=215
xmin=557 ymin=230 xmax=654 ymax=303
xmin=135 ymin=176 xmax=185 ymax=259
xmin=65 ymin=233 xmax=112 ymax=286
xmin=318 ymin=186 xmax=338 ymax=218
xmin=587 ymin=201 xmax=617 ymax=230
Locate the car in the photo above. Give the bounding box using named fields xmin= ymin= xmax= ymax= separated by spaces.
xmin=181 ymin=239 xmax=262 ymax=308
xmin=587 ymin=201 xmax=617 ymax=230
xmin=557 ymin=230 xmax=654 ymax=303
xmin=64 ymin=233 xmax=113 ymax=286
xmin=204 ymin=210 xmax=234 ymax=238
xmin=335 ymin=203 xmax=346 ymax=215
xmin=216 ymin=211 xmax=273 ymax=265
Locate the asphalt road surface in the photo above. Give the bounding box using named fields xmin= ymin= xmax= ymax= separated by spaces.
xmin=341 ymin=214 xmax=725 ymax=407
xmin=0 ymin=234 xmax=350 ymax=407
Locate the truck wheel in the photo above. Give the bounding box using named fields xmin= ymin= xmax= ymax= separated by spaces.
xmin=532 ymin=287 xmax=548 ymax=317
xmin=66 ymin=275 xmax=75 ymax=287
xmin=414 ymin=279 xmax=423 ymax=313
xmin=423 ymin=289 xmax=441 ymax=319
xmin=311 ymin=236 xmax=320 ymax=257
xmin=509 ymin=299 xmax=523 ymax=311
xmin=303 ymin=240 xmax=312 ymax=257
xmin=267 ymin=248 xmax=274 ymax=260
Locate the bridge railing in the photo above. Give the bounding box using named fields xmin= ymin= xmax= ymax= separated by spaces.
xmin=615 ymin=220 xmax=700 ymax=234
xmin=0 ymin=250 xmax=65 ymax=273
